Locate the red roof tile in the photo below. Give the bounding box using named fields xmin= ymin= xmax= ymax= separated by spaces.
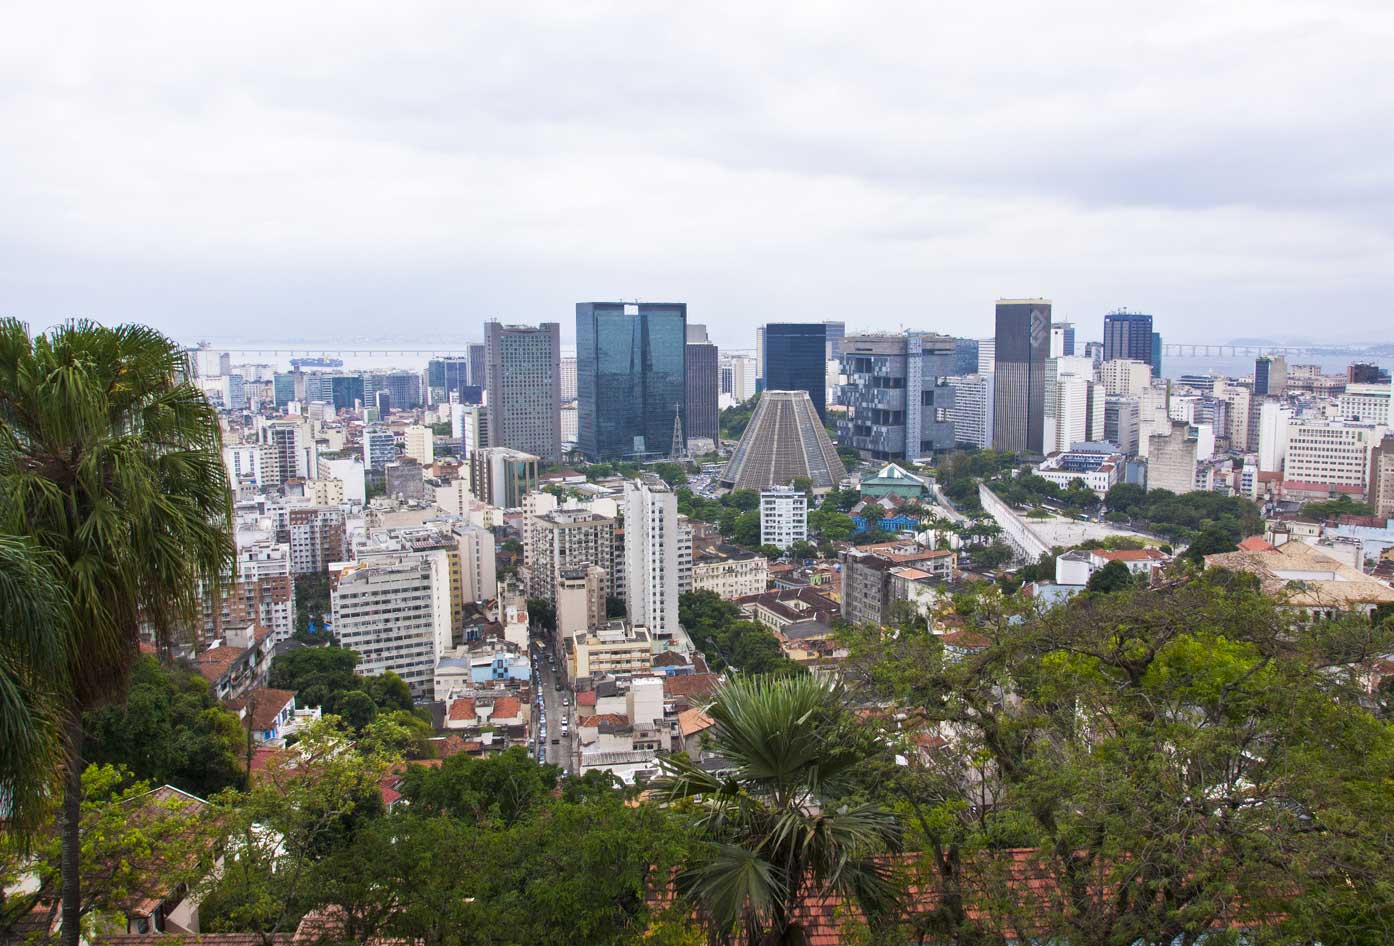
xmin=447 ymin=698 xmax=477 ymax=721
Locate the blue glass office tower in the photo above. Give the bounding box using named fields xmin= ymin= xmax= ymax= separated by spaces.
xmin=1103 ymin=310 xmax=1156 ymax=376
xmin=763 ymin=323 xmax=828 ymax=423
xmin=577 ymin=302 xmax=687 ymax=461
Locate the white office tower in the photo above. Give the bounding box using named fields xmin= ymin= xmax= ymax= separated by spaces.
xmin=1218 ymin=382 xmax=1252 ymax=451
xmin=560 ymin=355 xmax=578 ymax=401
xmin=1099 ymin=359 xmax=1153 ymax=397
xmin=1282 ymin=420 xmax=1385 ymax=494
xmin=403 ymin=425 xmax=435 ymax=466
xmin=223 ymin=444 xmax=265 ymax=491
xmin=1258 ymin=401 xmax=1293 ymax=473
xmin=452 ymin=404 xmax=488 ymax=455
xmin=1043 ymin=357 xmax=1105 ymax=454
xmin=330 ymin=550 xmax=452 ymax=699
xmin=624 ymin=477 xmax=680 ymax=642
xmin=977 ymin=339 xmax=996 ymax=375
xmin=318 ymin=456 xmax=367 ymax=506
xmin=1338 ymin=383 xmax=1392 ymax=426
xmin=258 ymin=418 xmax=314 ymax=487
xmin=946 ymin=375 xmax=993 ymax=448
xmin=1135 ymin=383 xmax=1172 ymax=458
xmin=453 ymin=522 xmax=497 ymax=604
xmin=760 ymin=486 xmax=808 ymax=550
xmin=728 ymin=355 xmax=756 ymax=403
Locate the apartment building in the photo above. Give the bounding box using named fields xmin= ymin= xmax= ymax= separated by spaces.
xmin=1283 ymin=420 xmax=1386 ymax=498
xmin=692 ymin=544 xmax=769 ymax=599
xmin=760 ymin=485 xmax=808 ymax=551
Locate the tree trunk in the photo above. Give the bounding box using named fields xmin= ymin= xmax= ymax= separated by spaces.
xmin=60 ymin=714 xmax=84 ymax=946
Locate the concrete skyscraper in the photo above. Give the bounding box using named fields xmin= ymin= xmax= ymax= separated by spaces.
xmin=623 ymin=477 xmax=680 ymax=641
xmin=763 ymin=323 xmax=829 ymax=422
xmin=484 ymin=321 xmax=562 ymax=463
xmin=576 ymin=302 xmax=687 ymax=461
xmin=685 ymin=324 xmax=720 ymax=444
xmin=992 ymin=299 xmax=1051 ymax=454
xmin=838 ymin=332 xmax=957 ymax=462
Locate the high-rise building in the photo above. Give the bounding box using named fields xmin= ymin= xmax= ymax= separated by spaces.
xmin=557 ymin=564 xmax=606 ymax=642
xmin=468 ymin=448 xmax=539 ymax=509
xmin=685 ymin=328 xmax=720 ymax=444
xmin=623 ymin=477 xmax=680 ymax=641
xmin=272 ymin=372 xmax=297 ymax=409
xmin=403 ymin=425 xmax=434 ymax=466
xmin=1257 ymin=401 xmax=1293 ymax=473
xmin=1102 ymin=310 xmax=1155 ymax=373
xmin=1099 ymin=359 xmax=1153 ymax=397
xmin=724 ymin=354 xmax=756 ymax=403
xmin=1050 ymin=322 xmax=1076 ymax=357
xmin=837 ymin=332 xmax=957 ymax=461
xmin=1084 ymin=341 xmax=1105 ymax=367
xmin=200 ymin=540 xmax=295 ymax=644
xmin=760 ymin=485 xmax=808 ymax=551
xmin=524 ymin=508 xmax=617 ymax=600
xmin=384 ymin=371 xmax=423 ymax=410
xmin=484 ymin=321 xmax=562 ymax=463
xmin=1104 ymin=397 xmax=1141 ymax=454
xmin=451 ymin=404 xmax=488 ymax=455
xmin=330 ymin=551 xmax=452 ymax=699
xmin=763 ymin=323 xmax=829 ymax=422
xmin=466 ymin=343 xmax=486 ymax=388
xmin=755 ymin=327 xmax=765 ymax=387
xmin=259 ymin=419 xmax=314 ymax=487
xmin=328 ymin=375 xmax=365 ymax=413
xmin=1043 ymin=357 xmax=1105 ymax=454
xmin=576 ymin=302 xmax=687 ymax=461
xmin=452 ymin=522 xmax=497 ymax=604
xmin=1338 ymin=383 xmax=1391 ymax=426
xmin=374 ymin=390 xmax=393 ymax=416
xmin=1349 ymin=363 xmax=1391 ymax=384
xmin=952 ymin=338 xmax=980 ymax=376
xmin=977 ymin=339 xmax=996 ymax=375
xmin=721 ymin=391 xmax=847 ymax=493
xmin=1369 ymin=433 xmax=1394 ymax=517
xmin=1254 ymin=355 xmax=1288 ymax=396
xmin=318 ymin=455 xmax=367 ymax=506
xmin=1151 ymin=333 xmax=1163 ymax=379
xmin=1146 ymin=422 xmax=1200 ymax=494
xmin=823 ymin=321 xmax=846 ymax=360
xmin=992 ymin=299 xmax=1052 ymax=454
xmin=385 ymin=459 xmax=426 ymax=502
xmin=947 ymin=375 xmax=993 ymax=448
xmin=559 ymin=355 xmax=578 ymax=401
xmin=1283 ymin=420 xmax=1384 ymax=496
xmin=274 ymin=505 xmax=348 ymax=574
xmin=362 ymin=426 xmax=397 ymax=472
xmin=427 ymin=357 xmax=471 ymax=405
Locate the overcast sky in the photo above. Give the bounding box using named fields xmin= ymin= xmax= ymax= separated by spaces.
xmin=3 ymin=1 xmax=1392 ymax=352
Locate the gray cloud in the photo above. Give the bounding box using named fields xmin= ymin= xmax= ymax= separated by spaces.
xmin=2 ymin=0 xmax=1392 ymax=352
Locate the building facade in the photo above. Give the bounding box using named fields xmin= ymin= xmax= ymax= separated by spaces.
xmin=992 ymin=299 xmax=1051 ymax=454
xmin=576 ymin=302 xmax=687 ymax=461
xmin=946 ymin=374 xmax=993 ymax=449
xmin=760 ymin=485 xmax=808 ymax=550
xmin=763 ymin=323 xmax=829 ymax=422
xmin=837 ymin=332 xmax=957 ymax=461
xmin=1102 ymin=310 xmax=1156 ymax=376
xmin=484 ymin=321 xmax=562 ymax=463
xmin=685 ymin=330 xmax=720 ymax=443
xmin=623 ymin=478 xmax=681 ymax=641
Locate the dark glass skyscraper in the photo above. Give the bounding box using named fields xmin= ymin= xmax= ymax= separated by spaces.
xmin=329 ymin=374 xmax=365 ymax=412
xmin=952 ymin=338 xmax=980 ymax=376
xmin=428 ymin=356 xmax=471 ymax=403
xmin=685 ymin=327 xmax=719 ymax=443
xmin=763 ymin=323 xmax=828 ymax=422
xmin=1103 ymin=310 xmax=1155 ymax=376
xmin=577 ymin=302 xmax=687 ymax=461
xmin=992 ymin=299 xmax=1051 ymax=454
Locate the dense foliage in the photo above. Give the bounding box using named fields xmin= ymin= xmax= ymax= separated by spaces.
xmin=1104 ymin=482 xmax=1263 ymax=543
xmin=267 ymin=645 xmax=414 ymax=721
xmin=83 ymin=655 xmax=245 ymax=797
xmin=679 ymin=590 xmax=802 ymax=676
xmin=1301 ymin=495 xmax=1376 ymax=520
xmin=719 ymin=396 xmax=759 ymax=441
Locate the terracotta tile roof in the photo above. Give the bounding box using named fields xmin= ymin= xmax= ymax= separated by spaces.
xmin=194 ymin=644 xmax=243 ymax=682
xmin=576 ymin=690 xmax=598 ymax=706
xmin=663 ymin=673 xmax=720 ymax=702
xmin=579 ymin=713 xmax=629 ymax=728
xmin=652 ymin=650 xmax=690 ymax=667
xmin=97 ymin=937 xmax=293 ymax=945
xmin=677 ymin=708 xmax=715 ymax=737
xmin=447 ymin=698 xmax=477 ymax=721
xmin=226 ymin=688 xmax=296 ymax=731
xmin=1238 ymin=536 xmax=1278 ymax=552
xmin=487 ymin=696 xmax=522 ymax=720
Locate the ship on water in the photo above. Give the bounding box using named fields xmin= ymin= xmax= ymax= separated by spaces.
xmin=289 ymin=356 xmax=344 ymax=369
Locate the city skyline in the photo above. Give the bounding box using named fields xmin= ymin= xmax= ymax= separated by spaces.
xmin=5 ymin=4 xmax=1393 ymax=346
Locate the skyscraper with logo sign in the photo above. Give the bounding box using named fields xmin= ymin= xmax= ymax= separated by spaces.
xmin=992 ymin=299 xmax=1051 ymax=454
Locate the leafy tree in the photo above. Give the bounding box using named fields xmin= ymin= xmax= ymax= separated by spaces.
xmin=1103 ymin=482 xmax=1262 ymax=544
xmin=974 ymin=541 xmax=1013 ymax=569
xmin=1184 ymin=524 xmax=1240 ymax=561
xmin=293 ymin=574 xmax=331 ymax=636
xmin=837 ymin=575 xmax=1394 ymax=945
xmin=652 ymin=462 xmax=689 ymax=487
xmin=730 ymin=510 xmax=761 ymax=547
xmin=336 ymin=690 xmax=379 ymax=732
xmin=1084 ymin=559 xmax=1136 ymax=593
xmin=757 ymin=544 xmax=784 ymax=560
xmin=268 ymin=645 xmax=410 ymax=716
xmin=527 ymin=596 xmax=557 ymax=633
xmin=719 ymin=395 xmax=759 ymax=441
xmin=808 ymin=505 xmax=855 ymax=542
xmin=0 ymin=765 xmax=223 ymax=943
xmin=786 ymin=540 xmax=819 ymax=561
xmin=1301 ymin=495 xmax=1375 ymax=520
xmin=199 ymin=719 xmax=396 ymax=940
xmin=679 ymin=591 xmax=803 ymax=676
xmin=400 ymin=746 xmax=560 ymax=826
xmin=606 ymin=594 xmax=627 ymax=619
xmin=83 ymin=655 xmax=245 ymax=796
xmin=654 ymin=675 xmax=899 ymax=946
xmin=0 ymin=319 xmax=234 ymax=946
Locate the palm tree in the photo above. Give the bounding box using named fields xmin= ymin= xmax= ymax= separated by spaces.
xmin=0 ymin=533 xmax=71 ymax=836
xmin=653 ymin=675 xmax=900 ymax=946
xmin=0 ymin=319 xmax=233 ymax=946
